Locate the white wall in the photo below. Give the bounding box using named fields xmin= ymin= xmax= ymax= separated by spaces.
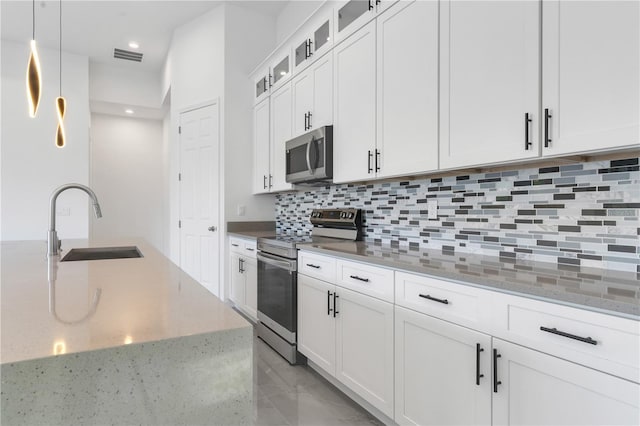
xmin=89 ymin=63 xmax=161 ymax=108
xmin=225 ymin=2 xmax=278 ymax=223
xmin=89 ymin=114 xmax=164 ymax=251
xmin=276 ymin=0 xmax=324 ymax=45
xmin=1 ymin=40 xmax=90 ymax=241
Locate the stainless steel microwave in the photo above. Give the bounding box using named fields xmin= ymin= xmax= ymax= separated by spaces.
xmin=285 ymin=126 xmax=333 ymax=184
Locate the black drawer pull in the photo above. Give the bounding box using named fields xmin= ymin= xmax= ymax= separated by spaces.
xmin=327 ymin=291 xmax=333 ymax=316
xmin=524 ymin=112 xmax=532 ymax=150
xmin=544 ymin=108 xmax=552 ymax=147
xmin=419 ymin=294 xmax=449 ymax=305
xmin=246 ymin=248 xmax=254 ymax=251
xmin=306 ymin=263 xmax=321 ymax=269
xmin=350 ymin=275 xmax=370 ymax=282
xmin=476 ymin=343 xmax=484 ymax=386
xmin=231 ymin=244 xmax=239 ymax=247
xmin=333 ymin=293 xmax=339 ymax=317
xmin=540 ymin=326 xmax=597 ymax=345
xmin=367 ymin=150 xmax=373 ymax=173
xmin=493 ymin=349 xmax=502 ymax=393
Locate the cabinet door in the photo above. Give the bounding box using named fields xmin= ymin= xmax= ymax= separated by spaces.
xmin=271 ymin=49 xmax=292 ymax=91
xmin=269 ymin=83 xmax=294 ymax=192
xmin=292 ymin=71 xmax=314 ymax=137
xmin=335 ymin=287 xmax=394 ymax=418
xmin=253 ymin=66 xmax=270 ymax=105
xmin=253 ymin=99 xmax=270 ymax=194
xmin=229 ymin=253 xmax=245 ymax=306
xmin=243 ymin=257 xmax=257 ymax=321
xmin=376 ymin=0 xmax=438 ymax=178
xmin=493 ymin=339 xmax=640 ymax=426
xmin=395 ymin=306 xmax=492 ymax=426
xmin=334 ymin=0 xmax=377 ymax=42
xmin=297 ymin=275 xmax=336 ymax=375
xmin=310 ymin=53 xmax=333 ymax=131
xmin=440 ymin=0 xmax=540 ymax=169
xmin=542 ymin=1 xmax=639 ymax=156
xmin=333 ymin=20 xmax=377 ymax=183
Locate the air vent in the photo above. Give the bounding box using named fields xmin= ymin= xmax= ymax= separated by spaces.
xmin=113 ymin=48 xmax=143 ymax=62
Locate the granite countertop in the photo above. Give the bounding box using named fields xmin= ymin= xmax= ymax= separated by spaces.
xmin=228 ymin=230 xmax=277 ymax=240
xmin=299 ymin=240 xmax=640 ymax=320
xmin=0 ymin=239 xmax=250 ymax=365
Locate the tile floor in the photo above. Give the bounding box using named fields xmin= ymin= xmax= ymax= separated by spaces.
xmin=252 ymin=334 xmax=383 ymax=426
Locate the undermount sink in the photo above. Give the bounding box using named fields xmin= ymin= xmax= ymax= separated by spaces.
xmin=60 ymin=246 xmax=143 ymax=262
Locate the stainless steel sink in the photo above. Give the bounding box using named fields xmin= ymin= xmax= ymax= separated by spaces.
xmin=60 ymin=246 xmax=143 ymax=262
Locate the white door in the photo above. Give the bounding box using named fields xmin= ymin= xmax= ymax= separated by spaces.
xmin=292 ymin=70 xmax=314 ymax=137
xmin=179 ymin=103 xmax=220 ymax=296
xmin=253 ymin=98 xmax=270 ymax=194
xmin=333 ymin=20 xmax=377 ymax=183
xmin=297 ymin=274 xmax=336 ymax=375
xmin=395 ymin=306 xmax=492 ymax=426
xmin=542 ymin=1 xmax=639 ymax=156
xmin=376 ymin=0 xmax=439 ymax=178
xmin=335 ymin=287 xmax=394 ymax=418
xmin=229 ymin=252 xmax=244 ymax=305
xmin=243 ymin=257 xmax=258 ymax=321
xmin=270 ymin=83 xmax=294 ymax=192
xmin=440 ymin=0 xmax=540 ymax=169
xmin=493 ymin=338 xmax=640 ymax=425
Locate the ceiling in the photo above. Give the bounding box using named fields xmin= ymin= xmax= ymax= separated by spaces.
xmin=1 ymin=0 xmax=288 ymax=72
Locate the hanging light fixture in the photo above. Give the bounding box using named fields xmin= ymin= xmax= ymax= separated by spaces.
xmin=26 ymin=0 xmax=42 ymax=118
xmin=55 ymin=0 xmax=66 ymax=148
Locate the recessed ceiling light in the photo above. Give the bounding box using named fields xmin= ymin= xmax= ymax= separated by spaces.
xmin=128 ymin=41 xmax=139 ymax=49
xmin=125 ymin=109 xmax=134 ymax=114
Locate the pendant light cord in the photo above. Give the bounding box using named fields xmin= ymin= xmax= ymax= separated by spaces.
xmin=32 ymin=0 xmax=35 ymax=39
xmin=59 ymin=0 xmax=62 ymax=96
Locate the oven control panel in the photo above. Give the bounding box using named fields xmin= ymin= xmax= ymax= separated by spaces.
xmin=309 ymin=208 xmax=362 ymax=230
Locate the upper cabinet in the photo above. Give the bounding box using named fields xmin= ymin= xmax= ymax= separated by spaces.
xmin=292 ymin=53 xmax=333 ymax=138
xmin=334 ymin=0 xmax=398 ymax=42
xmin=439 ymin=0 xmax=541 ymax=170
xmin=541 ymin=1 xmax=639 ymax=156
xmin=252 ymin=47 xmax=292 ymax=105
xmin=253 ymin=98 xmax=271 ymax=193
xmin=293 ymin=11 xmax=334 ymax=74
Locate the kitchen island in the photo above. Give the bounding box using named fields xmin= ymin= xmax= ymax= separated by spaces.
xmin=1 ymin=239 xmax=252 ymax=425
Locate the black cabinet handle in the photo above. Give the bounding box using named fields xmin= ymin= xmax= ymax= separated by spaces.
xmin=376 ymin=0 xmax=381 ymax=4
xmin=268 ymin=74 xmax=273 ymax=88
xmin=307 ymin=111 xmax=312 ymax=129
xmin=327 ymin=290 xmax=333 ymax=316
xmin=333 ymin=293 xmax=339 ymax=317
xmin=540 ymin=326 xmax=597 ymax=345
xmin=367 ymin=150 xmax=373 ymax=173
xmin=493 ymin=349 xmax=502 ymax=393
xmin=375 ymin=149 xmax=380 ymax=172
xmin=418 ymin=294 xmax=449 ymax=305
xmin=524 ymin=113 xmax=532 ymax=150
xmin=368 ymin=0 xmax=374 ymax=10
xmin=308 ymin=39 xmax=313 ymax=58
xmin=476 ymin=343 xmax=484 ymax=386
xmin=350 ymin=275 xmax=370 ymax=282
xmin=269 ymin=174 xmax=273 ymax=188
xmin=263 ymin=77 xmax=268 ymax=93
xmin=239 ymin=258 xmax=245 ymax=273
xmin=306 ymin=263 xmax=321 ymax=269
xmin=246 ymin=248 xmax=254 ymax=252
xmin=544 ymin=108 xmax=552 ymax=148
xmin=231 ymin=243 xmax=239 ymax=247
xmin=304 ymin=112 xmax=309 ymax=131
xmin=263 ymin=175 xmax=267 ymax=189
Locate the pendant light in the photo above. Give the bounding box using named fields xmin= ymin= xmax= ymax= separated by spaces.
xmin=26 ymin=0 xmax=42 ymax=118
xmin=55 ymin=0 xmax=66 ymax=148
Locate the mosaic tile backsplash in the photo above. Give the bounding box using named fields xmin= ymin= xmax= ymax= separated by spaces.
xmin=276 ymin=157 xmax=640 ymax=272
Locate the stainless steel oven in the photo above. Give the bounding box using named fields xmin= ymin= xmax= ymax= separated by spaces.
xmin=285 ymin=126 xmax=333 ymax=184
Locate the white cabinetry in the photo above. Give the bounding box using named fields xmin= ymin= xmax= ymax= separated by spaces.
xmin=334 ymin=0 xmax=397 ymax=42
xmin=292 ymin=53 xmax=333 ymax=138
xmin=333 ymin=20 xmax=377 ymax=183
xmin=293 ymin=10 xmax=333 ymax=74
xmin=439 ymin=0 xmax=540 ymax=169
xmin=228 ymin=237 xmax=258 ymax=321
xmin=395 ymin=306 xmax=492 ymax=426
xmin=541 ymin=1 xmax=639 ymax=156
xmin=376 ymin=0 xmax=438 ymax=178
xmin=297 ymin=254 xmax=395 ymax=418
xmin=253 ymin=99 xmax=271 ymax=193
xmin=252 ymin=48 xmax=292 ymax=105
xmin=493 ymin=339 xmax=639 ymax=426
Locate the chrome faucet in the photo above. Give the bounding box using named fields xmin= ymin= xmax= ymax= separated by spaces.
xmin=48 ymin=183 xmax=102 ymax=257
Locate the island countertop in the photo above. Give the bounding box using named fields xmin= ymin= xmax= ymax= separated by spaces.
xmin=1 ymin=239 xmax=249 ymax=365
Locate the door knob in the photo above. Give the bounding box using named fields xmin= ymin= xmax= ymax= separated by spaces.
xmin=208 ymin=226 xmax=217 ymax=232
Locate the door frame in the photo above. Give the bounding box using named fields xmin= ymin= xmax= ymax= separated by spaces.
xmin=177 ymin=98 xmax=224 ymax=296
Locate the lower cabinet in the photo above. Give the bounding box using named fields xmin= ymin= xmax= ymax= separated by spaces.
xmin=492 ymin=338 xmax=639 ymax=426
xmin=298 ymin=273 xmax=394 ymax=418
xmin=229 ymin=248 xmax=257 ymax=322
xmin=395 ymin=306 xmax=492 ymax=426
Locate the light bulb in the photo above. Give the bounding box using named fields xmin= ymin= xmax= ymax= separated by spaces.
xmin=26 ymin=39 xmax=42 ymax=118
xmin=55 ymin=97 xmax=66 ymax=148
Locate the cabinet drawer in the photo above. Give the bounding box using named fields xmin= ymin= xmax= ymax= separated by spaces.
xmin=492 ymin=292 xmax=640 ymax=383
xmin=229 ymin=237 xmax=244 ymax=254
xmin=298 ymin=251 xmax=336 ymax=282
xmin=336 ymin=259 xmax=394 ymax=302
xmin=242 ymin=240 xmax=257 ymax=258
xmin=395 ymin=271 xmax=492 ymax=333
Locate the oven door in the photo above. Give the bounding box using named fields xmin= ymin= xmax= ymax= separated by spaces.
xmin=257 ymin=252 xmax=297 ymax=343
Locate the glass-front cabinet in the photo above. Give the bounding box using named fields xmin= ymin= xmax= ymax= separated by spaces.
xmin=252 ymin=48 xmax=292 ymax=105
xmin=293 ymin=11 xmax=334 ymax=73
xmin=334 ymin=0 xmax=398 ymax=42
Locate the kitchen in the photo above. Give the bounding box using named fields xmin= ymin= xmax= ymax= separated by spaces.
xmin=1 ymin=0 xmax=638 ymax=425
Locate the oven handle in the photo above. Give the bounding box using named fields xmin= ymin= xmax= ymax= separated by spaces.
xmin=257 ymin=251 xmax=297 ymax=272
